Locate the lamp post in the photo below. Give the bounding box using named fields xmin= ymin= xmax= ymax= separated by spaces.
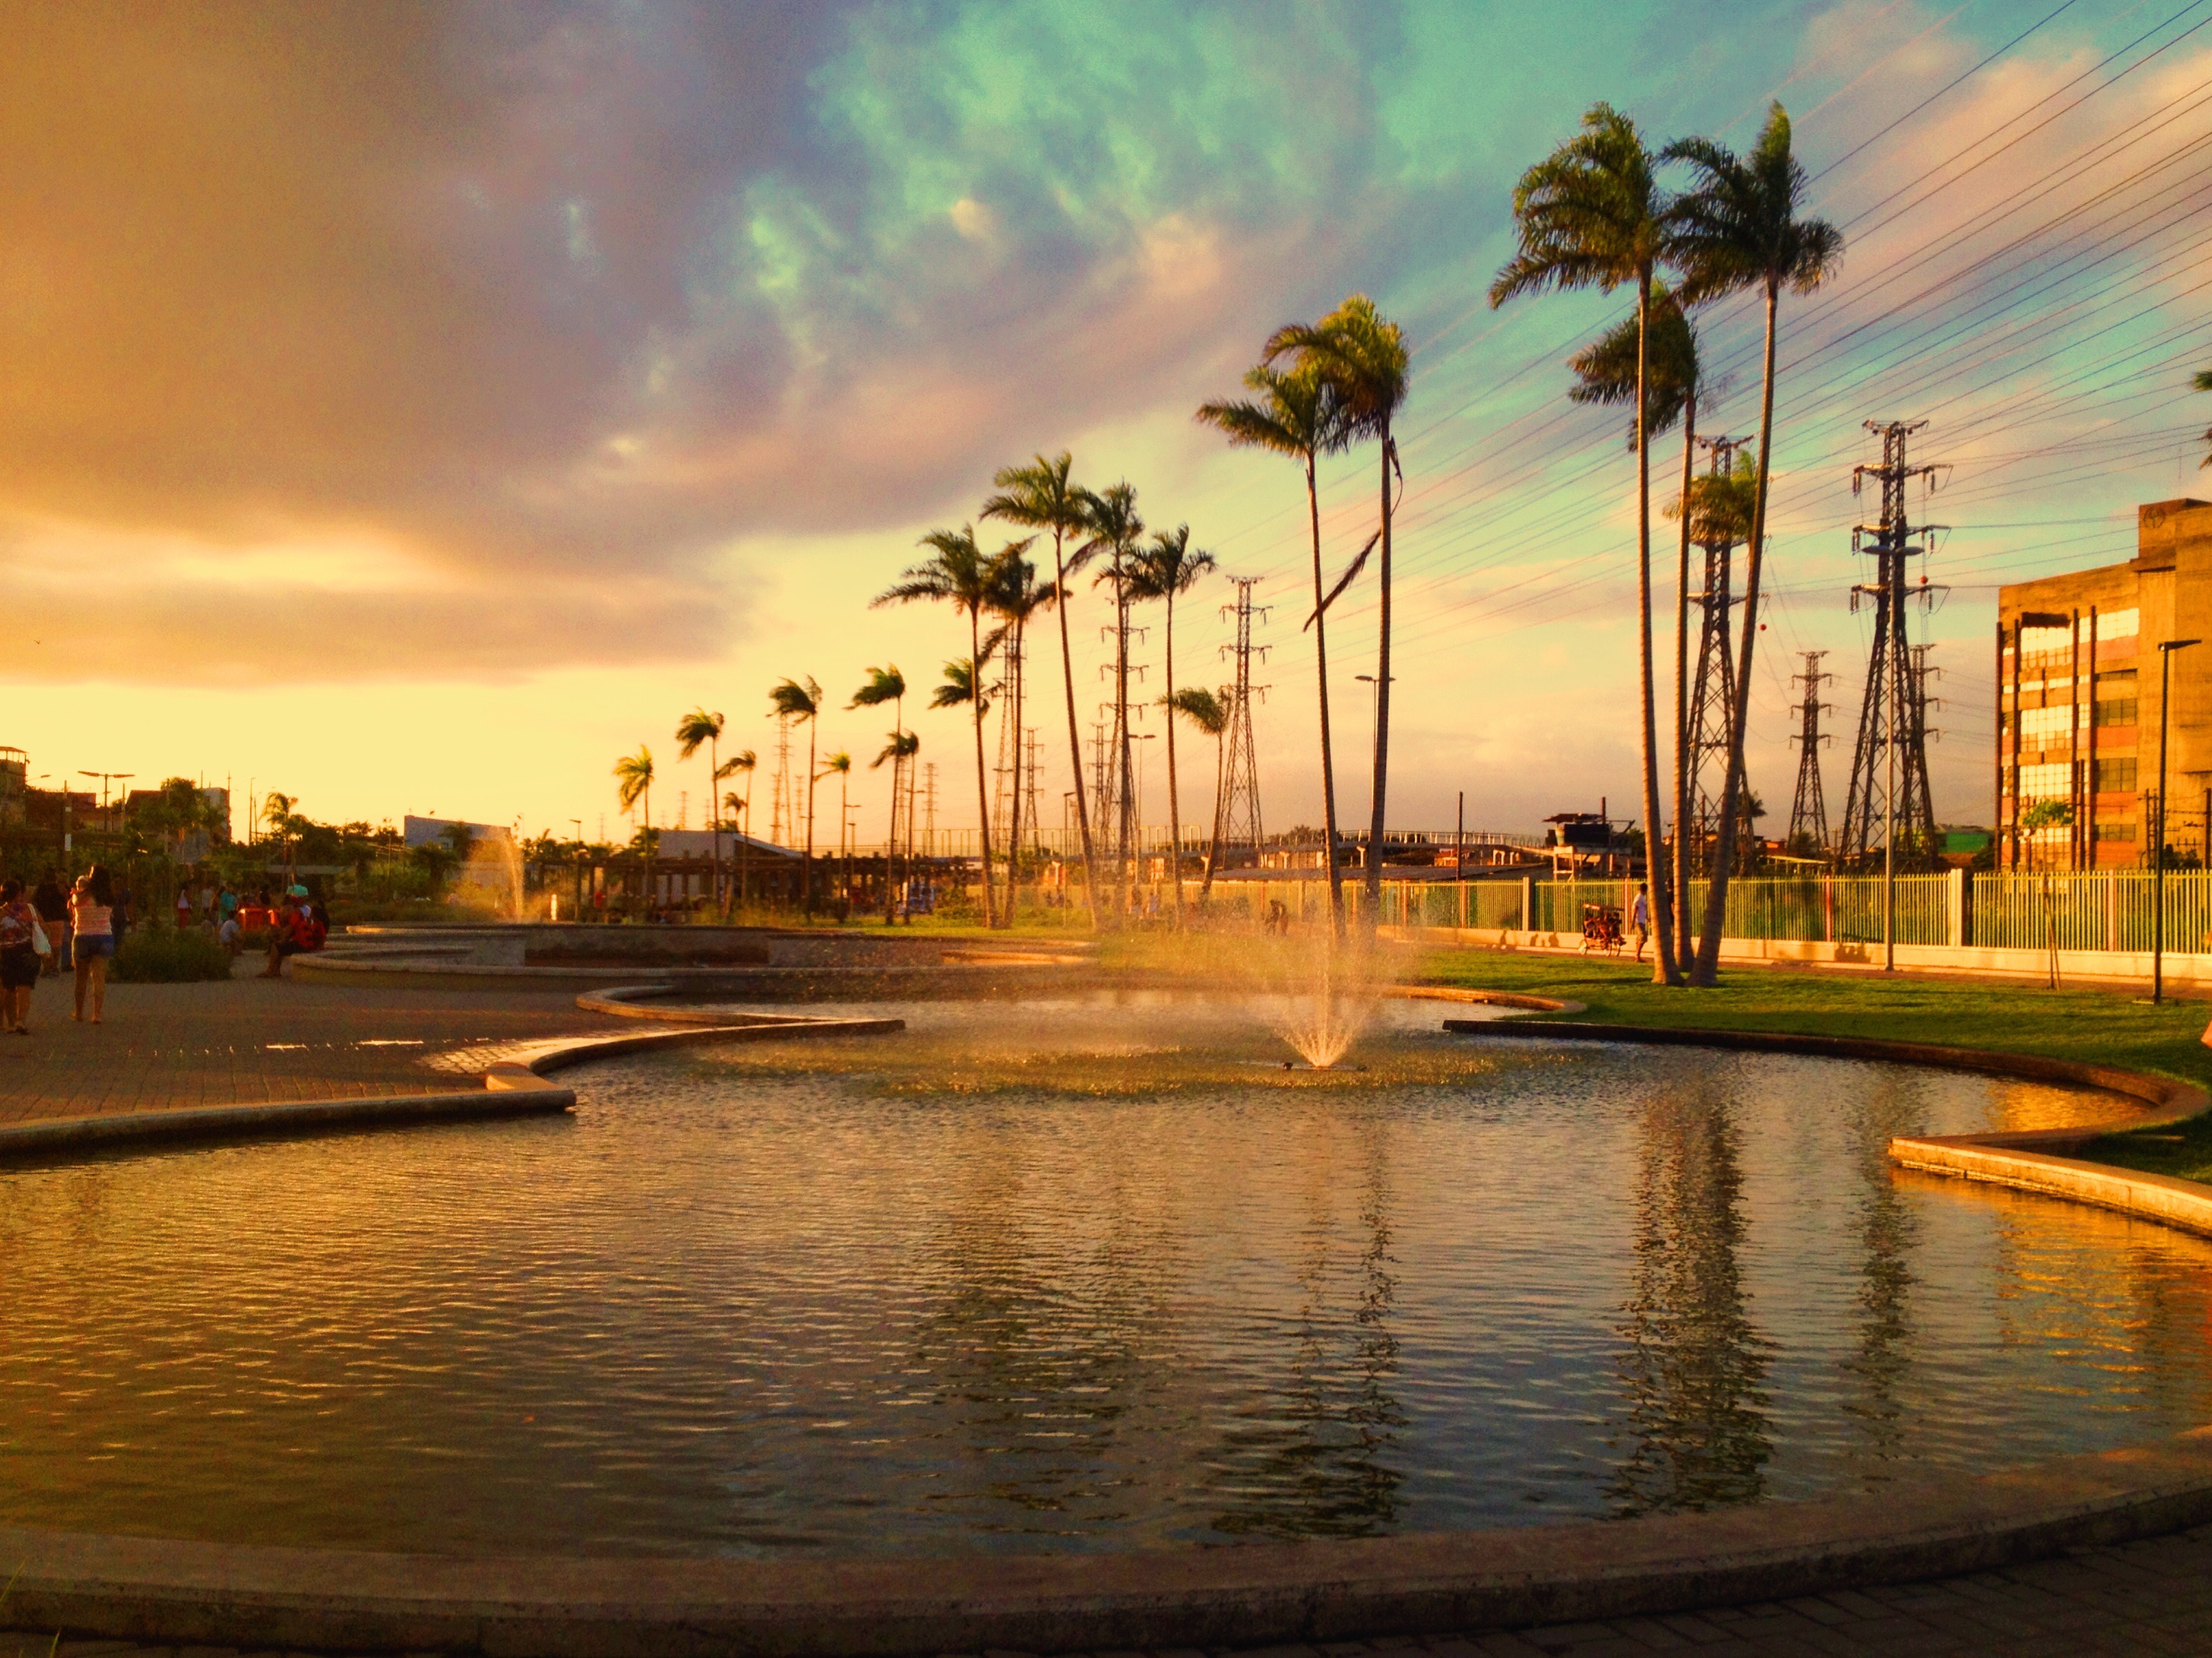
xmin=2152 ymin=637 xmax=2199 ymax=1004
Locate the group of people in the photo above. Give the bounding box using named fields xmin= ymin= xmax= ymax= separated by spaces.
xmin=0 ymin=866 xmax=122 ymax=1031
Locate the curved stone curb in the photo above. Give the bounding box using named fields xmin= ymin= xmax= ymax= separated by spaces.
xmin=1392 ymin=985 xmax=1580 ymax=1013
xmin=293 ymin=955 xmax=1084 ymax=998
xmin=4 ymin=1429 xmax=2211 ymax=1656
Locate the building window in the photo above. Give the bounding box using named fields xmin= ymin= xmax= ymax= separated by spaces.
xmin=2094 ymin=697 xmax=2138 ymax=728
xmin=2020 ymin=705 xmax=2077 ymax=746
xmin=2019 ymin=762 xmax=2072 ymax=798
xmin=2096 ymin=822 xmax=2138 ymax=843
xmin=2101 ymin=607 xmax=2140 ymax=639
xmin=2094 ymin=758 xmax=2138 ymax=792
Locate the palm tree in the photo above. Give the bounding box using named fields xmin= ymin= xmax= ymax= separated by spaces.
xmin=1075 ymin=482 xmax=1145 ymax=918
xmin=2195 ymin=368 xmax=2212 ymax=464
xmin=768 ymin=677 xmax=823 ymax=910
xmin=1666 ymin=102 xmax=1843 ymax=985
xmin=984 ymin=452 xmax=1103 ymax=925
xmin=675 ymin=707 xmax=725 ymax=911
xmin=820 ymin=750 xmax=853 ymax=911
xmin=1128 ymin=526 xmax=1218 ymax=923
xmin=850 ymin=666 xmax=908 ymax=923
xmin=929 ymin=653 xmax=996 ymax=917
xmin=1166 ymin=685 xmax=1229 ymax=901
xmin=613 ymin=747 xmax=653 ymax=916
xmin=1492 ymin=103 xmax=1680 ymax=985
xmin=716 ymin=750 xmax=755 ymax=913
xmin=1197 ymin=364 xmax=1353 ymax=934
xmin=1569 ymin=285 xmax=1705 ymax=965
xmin=1264 ymin=295 xmax=1408 ymax=931
xmin=872 ymin=728 xmax=919 ymax=920
xmin=875 ymin=526 xmax=1027 ymax=928
xmin=985 ymin=551 xmax=1054 ymax=928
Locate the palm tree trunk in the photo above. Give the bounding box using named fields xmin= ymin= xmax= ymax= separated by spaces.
xmin=1694 ymin=281 xmax=1780 ymax=985
xmin=802 ymin=724 xmax=817 ymax=912
xmin=644 ymin=784 xmax=653 ymax=920
xmin=1163 ymin=590 xmax=1184 ymax=925
xmin=1673 ymin=392 xmax=1696 ymax=970
xmin=1309 ymin=451 xmax=1346 ymax=938
xmin=1362 ymin=429 xmax=1395 ymax=931
xmin=970 ymin=607 xmax=998 ymax=928
xmin=1202 ymin=727 xmax=1226 ymax=901
xmin=1054 ymin=530 xmax=1104 ymax=930
xmin=709 ymin=737 xmax=721 ymax=917
xmin=739 ymin=789 xmax=750 ymax=912
xmin=1002 ymin=620 xmax=1025 ymax=929
xmin=1634 ymin=269 xmax=1678 ymax=986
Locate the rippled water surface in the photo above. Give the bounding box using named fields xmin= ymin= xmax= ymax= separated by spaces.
xmin=3 ymin=993 xmax=2207 ymax=1557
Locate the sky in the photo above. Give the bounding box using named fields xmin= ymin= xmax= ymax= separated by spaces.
xmin=7 ymin=0 xmax=2211 ymax=845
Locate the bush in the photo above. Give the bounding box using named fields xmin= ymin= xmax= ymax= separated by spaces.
xmin=112 ymin=926 xmax=234 ymax=983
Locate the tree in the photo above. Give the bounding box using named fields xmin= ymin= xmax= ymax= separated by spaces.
xmin=1667 ymin=102 xmax=1843 ymax=985
xmin=1569 ymin=285 xmax=1706 ymax=966
xmin=875 ymin=526 xmax=1027 ymax=928
xmin=1075 ymin=482 xmax=1145 ymax=919
xmin=2196 ymin=368 xmax=2212 ymax=466
xmin=1166 ymin=685 xmax=1229 ymax=901
xmin=984 ymin=452 xmax=1103 ymax=927
xmin=1128 ymin=526 xmax=1218 ymax=923
xmin=719 ymin=749 xmax=755 ymax=911
xmin=929 ymin=653 xmax=995 ymax=916
xmin=1264 ymin=295 xmax=1408 ymax=934
xmin=1197 ymin=364 xmax=1354 ymax=934
xmin=872 ymin=727 xmax=919 ymax=920
xmin=1492 ymin=103 xmax=1680 ymax=985
xmin=768 ymin=677 xmax=823 ymax=910
xmin=850 ymin=666 xmax=909 ymax=923
xmin=986 ymin=550 xmax=1057 ymax=927
xmin=675 ymin=707 xmax=726 ymax=912
xmin=820 ymin=750 xmax=853 ymax=912
xmin=612 ymin=747 xmax=653 ymax=915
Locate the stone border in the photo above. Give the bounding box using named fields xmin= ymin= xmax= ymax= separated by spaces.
xmin=4 ymin=1430 xmax=2211 ymax=1655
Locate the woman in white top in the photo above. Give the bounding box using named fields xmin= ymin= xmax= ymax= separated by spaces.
xmin=69 ymin=865 xmax=115 ymax=1024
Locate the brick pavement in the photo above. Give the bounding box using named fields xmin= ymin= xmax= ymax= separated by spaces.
xmin=0 ymin=961 xmax=630 ymax=1124
xmin=5 ymin=1521 xmax=2212 ymax=1655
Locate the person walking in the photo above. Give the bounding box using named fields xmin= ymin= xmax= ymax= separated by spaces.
xmin=0 ymin=879 xmax=42 ymax=1033
xmin=1631 ymin=882 xmax=1652 ymax=964
xmin=32 ymin=871 xmax=67 ymax=977
xmin=69 ymin=865 xmax=115 ymax=1023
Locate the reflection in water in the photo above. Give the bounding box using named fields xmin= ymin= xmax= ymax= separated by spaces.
xmin=1841 ymin=1078 xmax=1923 ymax=1473
xmin=1211 ymin=1114 xmax=1405 ymax=1537
xmin=3 ymin=1002 xmax=2210 ymax=1557
xmin=1608 ymin=1083 xmax=1772 ymax=1514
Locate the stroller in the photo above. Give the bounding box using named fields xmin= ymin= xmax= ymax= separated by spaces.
xmin=1581 ymin=902 xmax=1624 ymax=955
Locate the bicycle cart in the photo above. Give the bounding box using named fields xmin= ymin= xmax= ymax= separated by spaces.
xmin=1581 ymin=902 xmax=1624 ymax=955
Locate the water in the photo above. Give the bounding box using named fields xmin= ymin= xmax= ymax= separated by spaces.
xmin=1 ymin=993 xmax=2205 ymax=1559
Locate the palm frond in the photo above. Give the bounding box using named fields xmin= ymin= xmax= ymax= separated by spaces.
xmin=1305 ymin=531 xmax=1378 ymax=631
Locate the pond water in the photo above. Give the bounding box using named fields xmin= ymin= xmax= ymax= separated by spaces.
xmin=1 ymin=993 xmax=2205 ymax=1559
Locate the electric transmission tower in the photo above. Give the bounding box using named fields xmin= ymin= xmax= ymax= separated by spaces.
xmin=1218 ymin=578 xmax=1269 ymax=857
xmin=1838 ymin=420 xmax=1947 ymax=869
xmin=769 ymin=712 xmax=792 ymax=847
xmin=1685 ymin=434 xmax=1748 ymax=872
xmin=1906 ymin=643 xmax=1943 ymax=844
xmin=1788 ymin=650 xmax=1835 ymax=854
xmin=1098 ymin=597 xmax=1149 ymax=911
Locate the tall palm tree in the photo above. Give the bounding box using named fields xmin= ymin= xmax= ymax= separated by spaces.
xmin=1264 ymin=295 xmax=1408 ymax=930
xmin=986 ymin=552 xmax=1054 ymax=928
xmin=875 ymin=526 xmax=1026 ymax=928
xmin=1166 ymin=685 xmax=1229 ymax=901
xmin=872 ymin=727 xmax=919 ymax=920
xmin=718 ymin=750 xmax=755 ymax=912
xmin=612 ymin=747 xmax=653 ymax=916
xmin=1075 ymin=482 xmax=1144 ymax=918
xmin=929 ymin=653 xmax=996 ymax=917
xmin=850 ymin=666 xmax=908 ymax=923
xmin=767 ymin=677 xmax=823 ymax=911
xmin=983 ymin=452 xmax=1103 ymax=926
xmin=1492 ymin=102 xmax=1680 ymax=985
xmin=1128 ymin=526 xmax=1218 ymax=923
xmin=820 ymin=750 xmax=853 ymax=910
xmin=1197 ymin=364 xmax=1353 ymax=934
xmin=1569 ymin=286 xmax=1705 ymax=965
xmin=675 ymin=707 xmax=725 ymax=911
xmin=1666 ymin=102 xmax=1843 ymax=985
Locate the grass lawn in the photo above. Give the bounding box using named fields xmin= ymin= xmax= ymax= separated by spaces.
xmin=1411 ymin=946 xmax=2212 ymax=1185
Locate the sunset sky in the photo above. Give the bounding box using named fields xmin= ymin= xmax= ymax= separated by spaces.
xmin=7 ymin=1 xmax=2208 ymax=844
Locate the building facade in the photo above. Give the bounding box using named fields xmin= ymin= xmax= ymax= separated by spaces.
xmin=1997 ymin=498 xmax=2212 ymax=870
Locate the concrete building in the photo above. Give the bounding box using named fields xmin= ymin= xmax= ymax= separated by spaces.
xmin=1997 ymin=498 xmax=2212 ymax=870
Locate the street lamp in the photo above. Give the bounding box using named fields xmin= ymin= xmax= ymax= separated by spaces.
xmin=2152 ymin=637 xmax=2199 ymax=1004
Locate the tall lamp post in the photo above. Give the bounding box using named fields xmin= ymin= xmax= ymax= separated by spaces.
xmin=2151 ymin=637 xmax=2199 ymax=1004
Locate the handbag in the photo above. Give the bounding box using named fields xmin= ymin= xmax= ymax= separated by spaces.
xmin=29 ymin=917 xmax=50 ymax=956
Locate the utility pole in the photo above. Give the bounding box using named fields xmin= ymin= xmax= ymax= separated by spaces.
xmin=1219 ymin=578 xmax=1269 ymax=868
xmin=1686 ymin=435 xmax=1748 ymax=874
xmin=1788 ymin=650 xmax=1835 ymax=855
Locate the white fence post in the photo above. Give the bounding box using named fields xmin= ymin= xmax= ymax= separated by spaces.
xmin=1947 ymin=868 xmax=1966 ymax=948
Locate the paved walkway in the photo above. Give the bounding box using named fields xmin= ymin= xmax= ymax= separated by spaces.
xmin=6 ymin=1521 xmax=2211 ymax=1656
xmin=0 ymin=961 xmax=629 ymax=1124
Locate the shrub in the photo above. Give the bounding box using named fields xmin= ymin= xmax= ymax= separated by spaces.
xmin=113 ymin=926 xmax=234 ymax=983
